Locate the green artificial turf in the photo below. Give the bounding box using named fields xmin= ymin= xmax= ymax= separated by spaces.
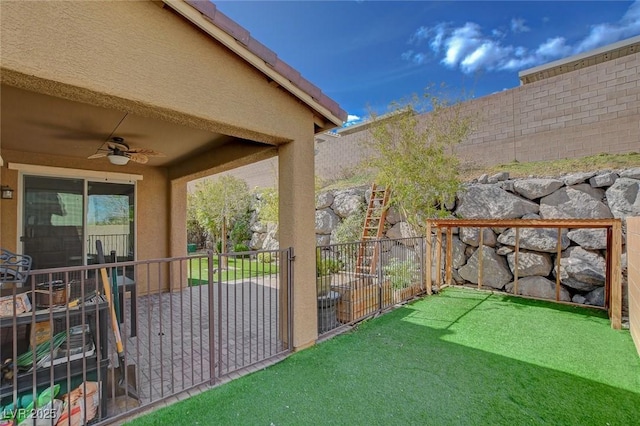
xmin=127 ymin=288 xmax=640 ymax=425
xmin=187 ymin=255 xmax=278 ymax=285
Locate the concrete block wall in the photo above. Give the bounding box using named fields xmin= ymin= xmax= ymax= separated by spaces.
xmin=628 ymin=217 xmax=640 ymax=356
xmin=454 ymin=51 xmax=640 ymax=166
xmin=314 ymin=50 xmax=640 ymax=177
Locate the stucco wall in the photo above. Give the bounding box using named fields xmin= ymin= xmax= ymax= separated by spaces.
xmin=0 ymin=0 xmax=313 ymax=146
xmin=0 ymin=149 xmax=169 ymax=277
xmin=311 ymin=50 xmax=640 ymax=179
xmin=628 ymin=217 xmax=640 ymax=356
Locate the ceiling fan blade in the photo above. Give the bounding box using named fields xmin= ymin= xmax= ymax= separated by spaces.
xmin=108 ymin=141 xmax=129 ymax=151
xmin=87 ymin=152 xmax=107 ymax=159
xmin=128 ymin=153 xmax=149 ymax=164
xmin=127 ymin=148 xmax=166 ymax=157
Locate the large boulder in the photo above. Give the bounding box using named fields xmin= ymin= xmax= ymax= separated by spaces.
xmin=455 ymin=185 xmax=539 ymax=219
xmin=505 ymin=276 xmax=571 ymax=302
xmin=445 ymin=235 xmax=467 ymax=269
xmin=385 ymin=206 xmax=404 ymax=224
xmin=506 ymin=251 xmax=553 ymax=277
xmin=539 ymin=187 xmax=612 ymax=219
xmin=315 ymin=191 xmax=334 ymax=209
xmin=584 ymin=287 xmax=605 ymax=307
xmin=566 ymin=229 xmax=607 ymax=250
xmin=563 ymin=172 xmax=595 ymax=186
xmin=554 ymin=246 xmax=606 ymax=292
xmin=249 ymin=232 xmax=266 ymax=250
xmin=262 ymin=223 xmax=279 ymax=250
xmin=458 ymin=246 xmax=512 ymax=289
xmin=570 ymin=183 xmax=604 ymax=200
xmin=513 ymin=178 xmax=564 ymax=200
xmin=381 ymin=245 xmax=418 ymax=267
xmin=497 ymin=228 xmax=570 ymax=253
xmin=605 ymin=178 xmax=640 ymax=218
xmin=315 ymin=208 xmax=341 ymax=235
xmin=386 ymin=222 xmax=416 ymax=242
xmin=619 ymin=168 xmax=640 ymax=179
xmin=459 ymin=227 xmax=497 ymax=247
xmin=331 ymin=189 xmax=365 ymax=218
xmin=316 ymin=234 xmax=331 ymax=246
xmin=589 ymin=172 xmax=618 ymax=188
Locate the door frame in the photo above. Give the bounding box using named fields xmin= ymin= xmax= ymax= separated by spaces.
xmin=9 ymin=163 xmax=142 ymax=265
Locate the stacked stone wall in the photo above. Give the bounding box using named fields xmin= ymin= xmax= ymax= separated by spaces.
xmin=249 ymin=167 xmax=640 ymax=313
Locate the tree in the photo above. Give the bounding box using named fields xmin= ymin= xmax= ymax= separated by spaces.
xmin=256 ymin=186 xmax=278 ymax=224
xmin=362 ymin=86 xmax=475 ymax=235
xmin=189 ymin=176 xmax=251 ymax=267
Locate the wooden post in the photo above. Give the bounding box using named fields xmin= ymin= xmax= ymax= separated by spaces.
xmin=514 ymin=227 xmax=520 ymax=295
xmin=555 ymin=227 xmax=562 ymax=301
xmin=478 ymin=228 xmax=484 ymax=289
xmin=445 ymin=227 xmax=453 ymax=286
xmin=436 ymin=228 xmax=442 ymax=289
xmin=426 ymin=221 xmax=432 ymax=295
xmin=610 ymin=221 xmax=622 ymax=330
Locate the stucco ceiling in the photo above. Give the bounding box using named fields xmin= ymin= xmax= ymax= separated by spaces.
xmin=1 ymin=84 xmax=233 ymax=167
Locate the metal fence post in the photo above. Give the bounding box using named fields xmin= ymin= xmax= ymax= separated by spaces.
xmin=376 ymin=239 xmax=383 ymax=313
xmin=207 ymin=250 xmax=216 ymax=385
xmin=288 ymin=247 xmax=294 ymax=351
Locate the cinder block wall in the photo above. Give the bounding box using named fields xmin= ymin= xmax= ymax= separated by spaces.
xmin=314 ymin=51 xmax=639 ymax=178
xmin=456 ymin=51 xmax=640 ymax=166
xmin=628 ymin=217 xmax=640 ymax=356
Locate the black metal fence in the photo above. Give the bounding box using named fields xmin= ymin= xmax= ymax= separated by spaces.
xmin=0 ymin=248 xmax=292 ymax=425
xmin=316 ymin=237 xmax=427 ymax=335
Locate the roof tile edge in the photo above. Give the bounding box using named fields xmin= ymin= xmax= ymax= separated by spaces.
xmin=184 ymin=0 xmax=347 ymax=122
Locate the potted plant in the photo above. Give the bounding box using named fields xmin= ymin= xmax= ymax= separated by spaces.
xmin=316 ymin=250 xmax=340 ymax=297
xmin=383 ymin=258 xmax=420 ymax=303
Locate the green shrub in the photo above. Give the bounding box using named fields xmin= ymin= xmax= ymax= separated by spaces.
xmin=383 ymin=258 xmax=419 ymax=289
xmin=234 ymin=243 xmax=250 ymax=252
xmin=257 ymin=252 xmax=273 ymax=264
xmin=316 ymin=249 xmax=342 ymax=276
xmin=333 ymin=206 xmax=366 ymax=243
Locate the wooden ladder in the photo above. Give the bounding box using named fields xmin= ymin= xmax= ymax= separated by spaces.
xmin=355 ymin=184 xmax=391 ymax=276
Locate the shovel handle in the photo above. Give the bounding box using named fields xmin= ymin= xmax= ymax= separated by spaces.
xmin=96 ymin=241 xmax=125 ymax=355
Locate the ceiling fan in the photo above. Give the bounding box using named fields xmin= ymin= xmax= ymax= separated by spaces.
xmin=87 ymin=137 xmax=165 ymax=165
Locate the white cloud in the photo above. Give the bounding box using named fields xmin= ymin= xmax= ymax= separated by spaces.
xmin=404 ymin=0 xmax=640 ymax=74
xmin=510 ymin=18 xmax=530 ymax=33
xmin=347 ymin=114 xmax=361 ymax=123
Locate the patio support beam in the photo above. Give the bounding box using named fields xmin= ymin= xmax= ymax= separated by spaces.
xmin=278 ymin=129 xmax=317 ymax=350
xmin=170 ymin=179 xmax=188 ymax=291
xmin=610 ymin=220 xmax=623 ymax=330
xmin=168 ymin=143 xmax=277 ymax=181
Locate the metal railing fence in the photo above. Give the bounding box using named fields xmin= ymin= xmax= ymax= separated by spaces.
xmin=316 ymin=237 xmax=426 ymax=335
xmin=0 ymin=248 xmax=292 ymax=425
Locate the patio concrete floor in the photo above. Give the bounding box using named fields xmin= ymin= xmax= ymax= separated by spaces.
xmin=104 ymin=279 xmax=287 ymax=418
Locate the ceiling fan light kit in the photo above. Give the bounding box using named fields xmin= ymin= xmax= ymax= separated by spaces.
xmin=87 ymin=136 xmax=165 ymax=166
xmin=107 ymin=153 xmax=130 ymax=165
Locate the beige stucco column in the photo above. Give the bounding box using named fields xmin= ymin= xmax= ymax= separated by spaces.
xmin=170 ymin=178 xmax=188 ymax=291
xmin=278 ymin=132 xmax=317 ymax=350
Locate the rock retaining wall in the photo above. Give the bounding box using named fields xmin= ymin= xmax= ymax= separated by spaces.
xmin=248 ymin=167 xmax=640 ymax=312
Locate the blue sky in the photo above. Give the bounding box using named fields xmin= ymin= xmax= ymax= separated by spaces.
xmin=215 ymin=1 xmax=640 ymax=125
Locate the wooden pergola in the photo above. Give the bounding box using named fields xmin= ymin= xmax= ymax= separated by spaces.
xmin=425 ymin=218 xmax=623 ymax=329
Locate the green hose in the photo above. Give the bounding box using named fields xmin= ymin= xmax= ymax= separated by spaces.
xmin=16 ymin=331 xmax=67 ymax=369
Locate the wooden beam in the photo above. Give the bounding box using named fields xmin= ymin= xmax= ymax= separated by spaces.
xmin=445 ymin=227 xmax=453 ymax=286
xmin=426 ymin=221 xmax=432 ymax=295
xmin=555 ymin=227 xmax=562 ymax=302
xmin=427 ymin=218 xmax=616 ymax=229
xmin=610 ymin=220 xmax=623 ymax=329
xmin=436 ymin=229 xmax=442 ymax=290
xmin=514 ymin=227 xmax=520 ymax=295
xmin=478 ymin=228 xmax=484 ymax=290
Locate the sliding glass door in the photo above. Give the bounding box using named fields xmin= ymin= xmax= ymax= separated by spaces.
xmin=86 ymin=182 xmax=135 ymax=265
xmin=22 ymin=176 xmax=135 ymax=270
xmin=22 ymin=176 xmax=84 ymax=270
